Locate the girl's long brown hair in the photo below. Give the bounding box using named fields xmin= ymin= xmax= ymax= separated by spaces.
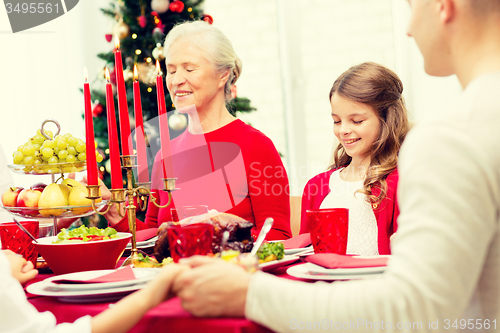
xmin=329 ymin=62 xmax=410 ymax=204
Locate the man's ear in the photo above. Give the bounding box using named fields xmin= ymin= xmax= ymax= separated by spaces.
xmin=436 ymin=0 xmax=456 ymax=24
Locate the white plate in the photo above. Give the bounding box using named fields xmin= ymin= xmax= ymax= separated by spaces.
xmin=268 ymin=240 xmax=313 ymax=256
xmin=27 ymin=281 xmax=145 ymax=303
xmin=125 ymin=236 xmax=158 ymax=249
xmin=287 ymin=263 xmax=385 ymax=281
xmin=29 ymin=268 xmax=159 ymax=292
xmin=259 ymin=255 xmax=299 ymax=272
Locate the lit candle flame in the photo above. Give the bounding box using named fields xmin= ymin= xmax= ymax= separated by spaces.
xmin=83 ymin=67 xmax=89 ymax=83
xmin=105 ymin=67 xmax=111 ymax=83
xmin=133 ymin=64 xmax=138 ymax=81
xmin=156 ymin=60 xmax=162 ymax=76
xmin=115 ymin=35 xmax=120 ymax=50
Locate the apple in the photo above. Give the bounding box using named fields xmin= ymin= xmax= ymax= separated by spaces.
xmin=1 ymin=187 xmax=24 ymax=207
xmin=30 ymin=182 xmax=47 ymax=193
xmin=17 ymin=188 xmax=42 ymax=215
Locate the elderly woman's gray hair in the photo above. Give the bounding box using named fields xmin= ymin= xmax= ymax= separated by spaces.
xmin=164 ymin=20 xmax=242 ymax=102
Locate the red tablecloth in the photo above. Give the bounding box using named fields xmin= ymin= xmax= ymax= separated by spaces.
xmin=28 ymin=294 xmax=271 ymax=333
xmin=26 ymin=259 xmax=305 ymax=333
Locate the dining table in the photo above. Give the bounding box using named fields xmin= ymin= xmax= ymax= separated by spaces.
xmin=25 ymin=258 xmax=302 ymax=333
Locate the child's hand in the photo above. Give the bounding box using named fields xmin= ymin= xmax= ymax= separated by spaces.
xmin=3 ymin=250 xmax=38 ymax=284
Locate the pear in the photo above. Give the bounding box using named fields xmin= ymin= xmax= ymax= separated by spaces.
xmin=59 ymin=184 xmax=71 ymax=200
xmin=38 ymin=183 xmax=69 ymax=217
xmin=61 ymin=178 xmax=83 ymax=189
xmin=68 ymin=185 xmax=101 ymax=215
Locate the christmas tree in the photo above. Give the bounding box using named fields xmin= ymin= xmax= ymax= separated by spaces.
xmin=89 ymin=0 xmax=255 ymax=188
xmin=85 ymin=0 xmax=255 ymax=226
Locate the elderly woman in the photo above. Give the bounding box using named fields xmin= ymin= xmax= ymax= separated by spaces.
xmin=105 ymin=21 xmax=291 ymax=240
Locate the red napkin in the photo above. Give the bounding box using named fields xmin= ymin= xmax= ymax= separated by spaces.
xmin=129 ymin=228 xmax=158 ymax=243
xmin=305 ymin=253 xmax=388 ymax=269
xmin=281 ymin=233 xmax=312 ymax=249
xmin=52 ymin=266 xmax=137 ymax=284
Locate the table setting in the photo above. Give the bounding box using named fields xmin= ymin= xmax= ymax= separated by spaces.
xmin=0 ymin=35 xmax=389 ymax=333
xmin=7 ymin=202 xmax=390 ymax=333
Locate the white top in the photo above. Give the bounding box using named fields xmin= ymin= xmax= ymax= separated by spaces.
xmin=320 ymin=169 xmax=378 ymax=255
xmin=245 ymin=72 xmax=500 ymax=333
xmin=0 ymin=251 xmax=91 ymax=333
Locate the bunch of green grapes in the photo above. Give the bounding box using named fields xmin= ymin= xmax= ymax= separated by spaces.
xmin=12 ymin=129 xmax=104 ymax=173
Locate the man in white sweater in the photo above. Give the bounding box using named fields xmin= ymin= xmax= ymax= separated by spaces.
xmin=172 ymin=0 xmax=500 ymax=332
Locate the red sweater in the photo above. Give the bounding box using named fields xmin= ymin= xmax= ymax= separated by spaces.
xmin=299 ymin=168 xmax=399 ymax=254
xmin=113 ymin=119 xmax=292 ymax=240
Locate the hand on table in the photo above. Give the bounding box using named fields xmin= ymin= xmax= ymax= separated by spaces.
xmin=142 ymin=263 xmax=190 ymax=306
xmin=3 ymin=250 xmax=38 ymax=284
xmin=173 ymin=255 xmax=251 ymax=317
xmin=79 ymin=175 xmax=125 ymax=227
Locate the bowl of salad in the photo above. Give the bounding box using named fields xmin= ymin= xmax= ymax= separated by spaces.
xmin=34 ymin=225 xmax=132 ymax=275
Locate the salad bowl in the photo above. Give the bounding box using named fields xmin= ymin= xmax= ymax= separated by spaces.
xmin=35 ymin=231 xmax=132 ymax=275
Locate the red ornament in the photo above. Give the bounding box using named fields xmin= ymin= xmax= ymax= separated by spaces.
xmin=169 ymin=0 xmax=184 ymax=13
xmin=231 ymin=85 xmax=237 ymax=99
xmin=202 ymin=14 xmax=213 ymax=25
xmin=151 ymin=11 xmax=158 ymax=16
xmin=92 ymin=103 xmax=104 ymax=117
xmin=105 ymin=34 xmax=113 ymax=42
xmin=138 ymin=15 xmax=147 ymax=28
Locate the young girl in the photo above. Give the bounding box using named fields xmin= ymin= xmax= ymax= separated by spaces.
xmin=299 ymin=62 xmax=410 ymax=255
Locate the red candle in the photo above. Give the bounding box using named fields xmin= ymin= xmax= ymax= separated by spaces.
xmin=133 ymin=65 xmax=149 ymax=183
xmin=83 ymin=67 xmax=98 ymax=186
xmin=105 ymin=68 xmax=123 ymax=189
xmin=114 ymin=37 xmax=132 ymax=156
xmin=155 ymin=60 xmax=174 ymax=178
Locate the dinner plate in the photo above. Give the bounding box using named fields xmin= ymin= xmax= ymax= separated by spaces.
xmin=287 ymin=263 xmax=385 ymax=281
xmin=259 ymin=255 xmax=300 ymax=272
xmin=125 ymin=236 xmax=158 ymax=249
xmin=27 ymin=281 xmax=146 ymax=303
xmin=29 ymin=268 xmax=159 ymax=292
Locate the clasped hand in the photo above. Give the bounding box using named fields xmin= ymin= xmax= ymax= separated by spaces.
xmin=167 ymin=255 xmax=252 ymax=317
xmin=3 ymin=249 xmax=38 ymax=284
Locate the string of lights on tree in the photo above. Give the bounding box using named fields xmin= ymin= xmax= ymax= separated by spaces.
xmin=86 ymin=0 xmax=256 ymax=191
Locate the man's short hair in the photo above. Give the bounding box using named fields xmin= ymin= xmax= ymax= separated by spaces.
xmin=470 ymin=0 xmax=500 ymax=14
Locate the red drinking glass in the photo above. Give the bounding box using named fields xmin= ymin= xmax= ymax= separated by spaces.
xmin=306 ymin=208 xmax=348 ymax=254
xmin=167 ymin=222 xmax=214 ymax=263
xmin=0 ymin=221 xmax=39 ymax=266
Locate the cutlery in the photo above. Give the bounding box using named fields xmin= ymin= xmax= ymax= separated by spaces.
xmin=13 ymin=217 xmax=38 ymax=243
xmin=250 ymin=217 xmax=274 ymax=257
xmin=293 ymin=246 xmax=315 ymax=257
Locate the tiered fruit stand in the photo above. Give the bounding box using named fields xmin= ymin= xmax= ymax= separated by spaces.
xmin=1 ymin=120 xmax=106 ymax=236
